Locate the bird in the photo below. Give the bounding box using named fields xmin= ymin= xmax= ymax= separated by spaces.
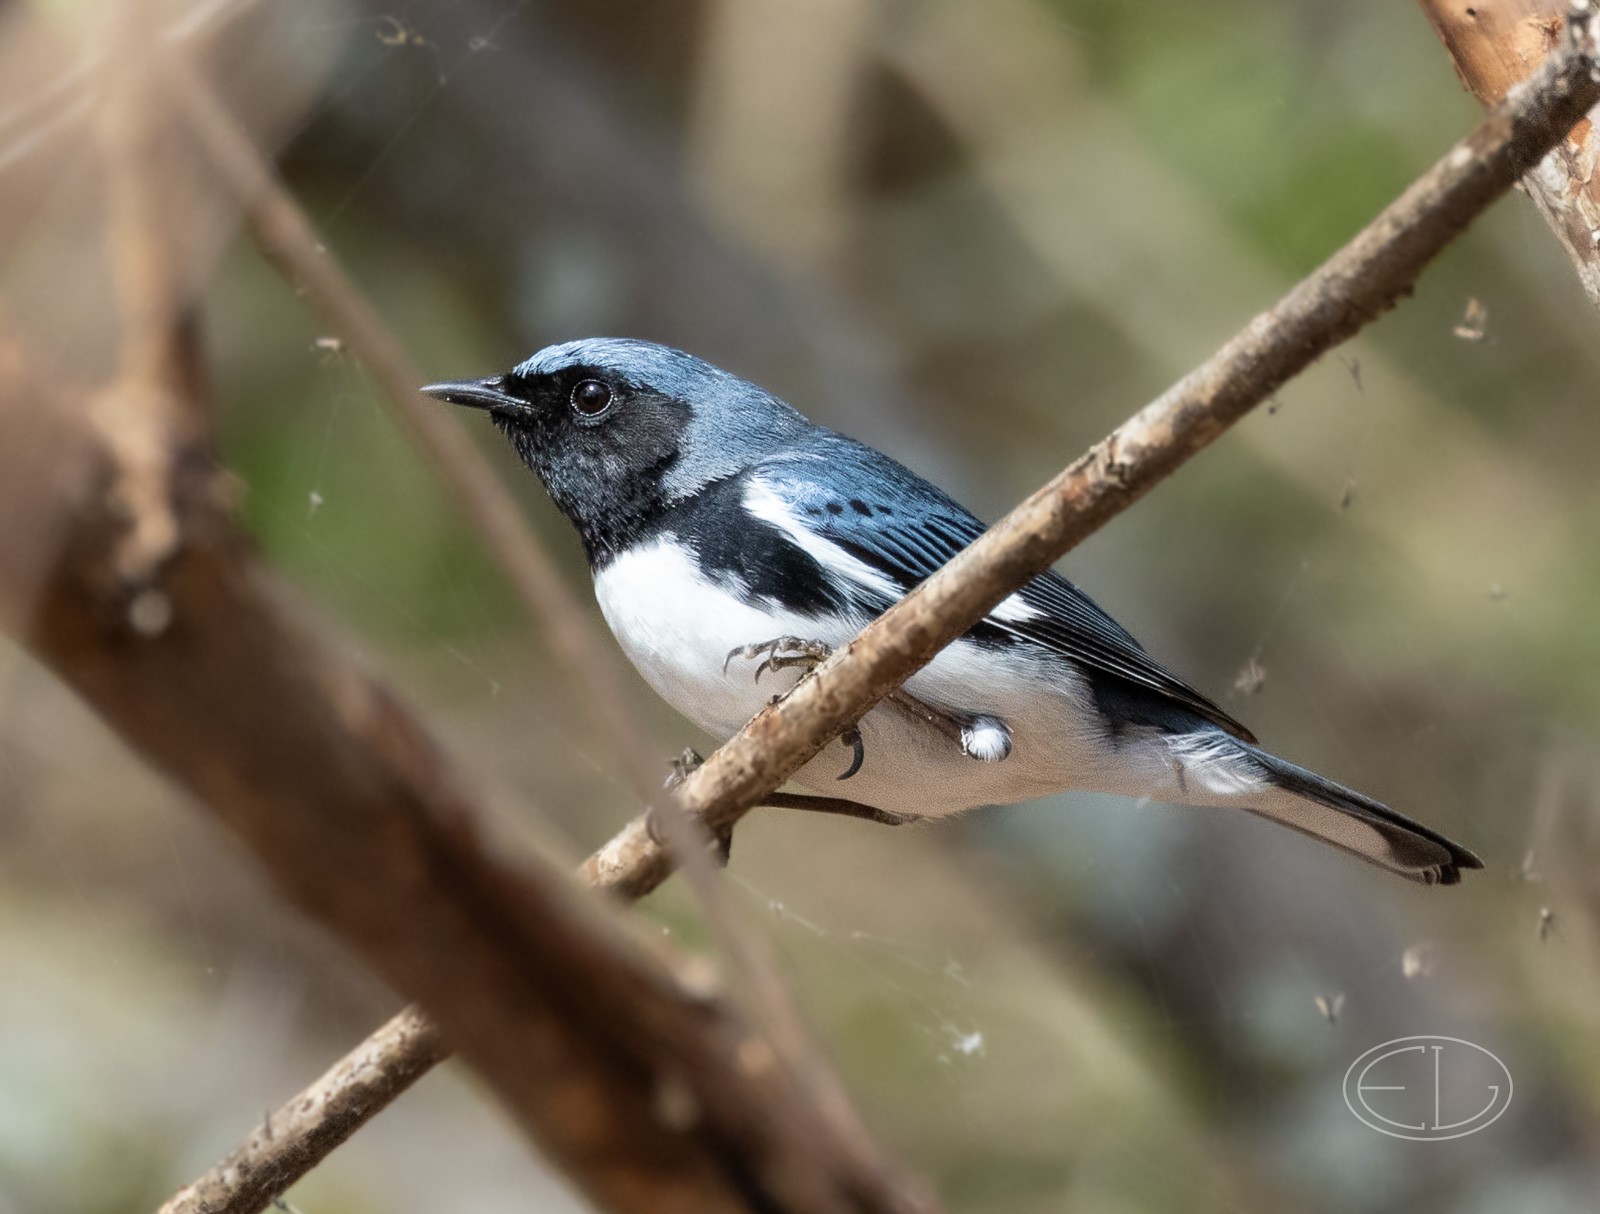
xmin=422 ymin=338 xmax=1482 ymax=886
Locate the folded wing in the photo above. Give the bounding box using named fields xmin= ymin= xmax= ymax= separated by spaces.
xmin=752 ymin=440 xmax=1256 ymax=742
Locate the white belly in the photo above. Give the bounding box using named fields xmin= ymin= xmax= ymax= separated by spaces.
xmin=592 ymin=538 xmax=1123 ymax=816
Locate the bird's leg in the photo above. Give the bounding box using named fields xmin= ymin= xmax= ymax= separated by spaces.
xmin=725 ymin=636 xmax=1012 ymax=766
xmin=762 ymin=792 xmax=916 ymax=828
xmin=651 ymin=749 xmax=908 ymax=861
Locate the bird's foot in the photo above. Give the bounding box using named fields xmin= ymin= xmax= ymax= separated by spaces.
xmin=725 ymin=636 xmax=864 ymax=779
xmin=664 ymin=747 xmax=704 ymax=790
xmin=723 ymin=635 xmax=834 ymax=682
xmin=654 ymin=748 xmax=735 ymax=862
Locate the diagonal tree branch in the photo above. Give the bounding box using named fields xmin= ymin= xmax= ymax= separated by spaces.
xmin=158 ymin=1006 xmax=448 ymax=1214
xmin=157 ymin=6 xmax=1600 ymax=1209
xmin=615 ymin=0 xmax=1600 ymax=889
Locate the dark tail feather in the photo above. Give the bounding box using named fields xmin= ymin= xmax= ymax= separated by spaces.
xmin=1239 ymin=743 xmax=1483 ymax=886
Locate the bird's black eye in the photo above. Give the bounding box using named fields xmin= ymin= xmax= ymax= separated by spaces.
xmin=571 ymin=378 xmax=612 ymax=417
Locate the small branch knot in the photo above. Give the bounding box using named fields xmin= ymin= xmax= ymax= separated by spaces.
xmin=1098 ymin=435 xmax=1134 ymax=488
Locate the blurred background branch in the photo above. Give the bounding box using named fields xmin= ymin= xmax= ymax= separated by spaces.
xmin=167 ymin=42 xmax=667 ymax=805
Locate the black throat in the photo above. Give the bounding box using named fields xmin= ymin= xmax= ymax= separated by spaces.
xmin=496 ymin=416 xmax=682 ymax=570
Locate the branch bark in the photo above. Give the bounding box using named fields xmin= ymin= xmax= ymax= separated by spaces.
xmin=159 ymin=1007 xmax=448 ymax=1214
xmin=1421 ymin=0 xmax=1600 ymax=308
xmin=155 ymin=6 xmax=1600 ymax=1207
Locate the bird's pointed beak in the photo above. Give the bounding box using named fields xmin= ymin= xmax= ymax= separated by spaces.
xmin=419 ymin=376 xmax=520 ymax=414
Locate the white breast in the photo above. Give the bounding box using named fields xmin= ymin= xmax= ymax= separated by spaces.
xmin=592 ymin=537 xmax=860 ymax=738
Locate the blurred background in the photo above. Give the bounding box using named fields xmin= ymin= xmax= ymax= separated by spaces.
xmin=3 ymin=0 xmax=1600 ymax=1210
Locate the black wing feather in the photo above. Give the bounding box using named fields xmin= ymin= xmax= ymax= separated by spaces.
xmin=758 ymin=441 xmax=1256 ymax=743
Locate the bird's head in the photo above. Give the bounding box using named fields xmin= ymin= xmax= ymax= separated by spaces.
xmin=422 ymin=338 xmax=810 ymax=564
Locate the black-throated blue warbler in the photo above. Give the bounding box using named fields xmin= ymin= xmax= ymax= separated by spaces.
xmin=423 ymin=338 xmax=1481 ymax=885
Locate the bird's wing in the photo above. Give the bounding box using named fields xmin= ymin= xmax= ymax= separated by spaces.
xmin=752 ymin=442 xmax=1256 ymax=742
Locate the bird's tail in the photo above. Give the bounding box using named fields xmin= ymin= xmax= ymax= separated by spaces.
xmin=1217 ymin=739 xmax=1482 ymax=885
xmin=1160 ymin=730 xmax=1481 ymax=884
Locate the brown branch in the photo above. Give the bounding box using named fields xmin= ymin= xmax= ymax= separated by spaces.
xmin=1421 ymin=0 xmax=1600 ymax=308
xmin=158 ymin=1007 xmax=448 ymax=1214
xmin=153 ymin=8 xmax=1600 ymax=1206
xmin=0 ymin=341 xmax=938 ymax=1214
xmin=90 ymin=0 xmax=207 ymax=593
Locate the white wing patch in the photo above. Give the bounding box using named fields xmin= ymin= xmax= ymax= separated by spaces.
xmin=1165 ymin=732 xmax=1267 ymax=797
xmin=991 ymin=593 xmax=1042 ymax=623
xmin=742 ymin=477 xmax=904 ymax=601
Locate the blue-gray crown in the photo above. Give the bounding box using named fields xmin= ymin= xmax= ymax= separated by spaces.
xmin=516 ymin=338 xmax=814 ymax=495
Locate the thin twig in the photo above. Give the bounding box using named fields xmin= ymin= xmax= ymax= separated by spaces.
xmin=158 ymin=1008 xmax=448 ymax=1214
xmin=159 ymin=8 xmax=1600 ymax=1207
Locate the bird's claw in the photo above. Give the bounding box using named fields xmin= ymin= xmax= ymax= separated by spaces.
xmin=838 ymin=725 xmax=865 ymax=781
xmin=724 ymin=635 xmax=834 ymax=682
xmin=664 ymin=747 xmax=704 ymax=790
xmin=727 ymin=636 xmax=868 ymax=777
